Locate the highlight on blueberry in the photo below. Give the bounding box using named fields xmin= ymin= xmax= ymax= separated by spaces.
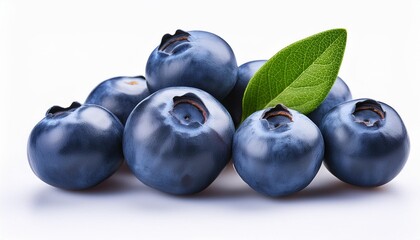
xmin=85 ymin=76 xmax=150 ymax=125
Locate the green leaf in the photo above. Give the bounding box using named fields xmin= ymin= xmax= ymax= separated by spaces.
xmin=241 ymin=28 xmax=347 ymax=122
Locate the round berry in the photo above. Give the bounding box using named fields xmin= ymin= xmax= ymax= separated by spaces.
xmin=233 ymin=104 xmax=324 ymax=197
xmin=146 ymin=29 xmax=238 ymax=100
xmin=123 ymin=87 xmax=235 ymax=195
xmin=320 ymin=98 xmax=410 ymax=187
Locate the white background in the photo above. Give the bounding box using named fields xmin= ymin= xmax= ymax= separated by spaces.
xmin=1 ymin=0 xmax=419 ymax=239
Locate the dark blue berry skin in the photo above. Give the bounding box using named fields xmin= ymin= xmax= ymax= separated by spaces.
xmin=27 ymin=102 xmax=124 ymax=190
xmin=145 ymin=30 xmax=238 ymax=100
xmin=223 ymin=60 xmax=266 ymax=127
xmin=85 ymin=76 xmax=150 ymax=125
xmin=123 ymin=87 xmax=235 ymax=195
xmin=320 ymin=99 xmax=410 ymax=187
xmin=307 ymin=76 xmax=352 ymax=126
xmin=233 ymin=104 xmax=324 ymax=197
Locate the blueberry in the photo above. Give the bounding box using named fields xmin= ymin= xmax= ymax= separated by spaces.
xmin=123 ymin=87 xmax=235 ymax=195
xmin=27 ymin=102 xmax=124 ymax=190
xmin=145 ymin=29 xmax=238 ymax=100
xmin=320 ymin=99 xmax=410 ymax=187
xmin=85 ymin=76 xmax=150 ymax=125
xmin=307 ymin=76 xmax=352 ymax=126
xmin=233 ymin=104 xmax=324 ymax=197
xmin=223 ymin=60 xmax=267 ymax=127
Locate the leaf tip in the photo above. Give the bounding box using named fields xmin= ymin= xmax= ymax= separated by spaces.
xmin=334 ymin=28 xmax=347 ymax=38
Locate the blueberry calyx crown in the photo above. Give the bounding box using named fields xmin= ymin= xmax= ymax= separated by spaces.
xmin=352 ymin=99 xmax=386 ymax=127
xmin=158 ymin=29 xmax=191 ymax=54
xmin=261 ymin=104 xmax=293 ymax=130
xmin=124 ymin=76 xmax=145 ymax=86
xmin=46 ymin=101 xmax=81 ymax=117
xmin=170 ymin=93 xmax=209 ymax=126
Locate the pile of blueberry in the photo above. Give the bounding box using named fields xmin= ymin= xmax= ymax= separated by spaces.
xmin=27 ymin=29 xmax=410 ymax=197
